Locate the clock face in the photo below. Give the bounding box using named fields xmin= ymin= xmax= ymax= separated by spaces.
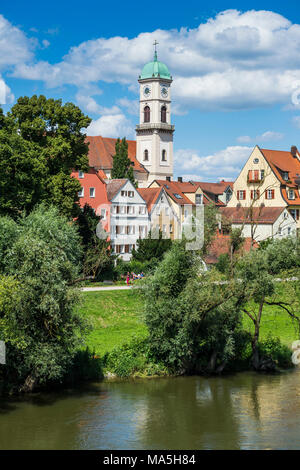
xmin=161 ymin=86 xmax=168 ymax=98
xmin=143 ymin=86 xmax=151 ymax=97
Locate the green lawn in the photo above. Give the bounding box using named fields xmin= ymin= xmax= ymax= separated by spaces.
xmin=79 ymin=290 xmax=146 ymax=356
xmin=79 ymin=284 xmax=299 ymax=356
xmin=242 ymin=283 xmax=299 ymax=347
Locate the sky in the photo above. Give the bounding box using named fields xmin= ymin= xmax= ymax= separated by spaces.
xmin=1 ymin=0 xmax=300 ymax=182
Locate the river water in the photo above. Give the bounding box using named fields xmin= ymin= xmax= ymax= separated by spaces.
xmin=1 ymin=369 xmax=300 ymax=450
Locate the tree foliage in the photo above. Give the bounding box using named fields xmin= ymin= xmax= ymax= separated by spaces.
xmin=0 ymin=205 xmax=89 ymax=393
xmin=141 ymin=241 xmax=244 ymax=373
xmin=111 ymin=137 xmax=136 ymax=185
xmin=0 ymin=96 xmax=91 ymax=218
xmin=132 ymin=230 xmax=172 ymax=262
xmin=237 ymin=237 xmax=300 ymax=369
xmin=75 ymin=204 xmax=113 ymax=280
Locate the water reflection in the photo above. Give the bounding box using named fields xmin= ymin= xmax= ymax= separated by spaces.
xmin=0 ymin=369 xmax=300 ymax=449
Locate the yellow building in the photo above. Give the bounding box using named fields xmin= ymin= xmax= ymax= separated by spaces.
xmin=228 ymin=145 xmax=300 ymax=234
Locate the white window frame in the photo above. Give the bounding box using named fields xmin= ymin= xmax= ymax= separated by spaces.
xmin=78 ymin=187 xmax=84 ymax=198
xmin=90 ymin=187 xmax=95 ymax=198
xmin=78 ymin=171 xmax=84 ymax=179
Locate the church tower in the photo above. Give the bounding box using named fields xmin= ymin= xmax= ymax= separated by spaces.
xmin=136 ymin=43 xmax=174 ymax=187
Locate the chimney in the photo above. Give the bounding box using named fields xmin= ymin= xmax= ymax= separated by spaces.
xmin=166 ymin=176 xmax=171 ymax=182
xmin=291 ymin=146 xmax=298 ymax=157
xmin=178 ymin=176 xmax=183 ymax=183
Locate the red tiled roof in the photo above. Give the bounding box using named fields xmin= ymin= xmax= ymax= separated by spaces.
xmin=260 ymin=147 xmax=300 ymax=187
xmin=86 ymin=136 xmax=147 ymax=174
xmin=137 ymin=187 xmax=162 ymax=211
xmin=153 ymin=180 xmax=195 ymax=206
xmin=220 ymin=206 xmax=285 ymax=224
xmin=106 ymin=179 xmax=127 ymax=201
xmin=258 ymin=148 xmax=300 ymax=206
xmin=281 ymin=187 xmax=300 ymax=206
xmin=196 ymin=181 xmax=234 ymax=195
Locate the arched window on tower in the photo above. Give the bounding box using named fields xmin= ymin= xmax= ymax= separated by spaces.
xmin=162 ymin=149 xmax=167 ymax=161
xmin=144 ymin=149 xmax=149 ymax=161
xmin=161 ymin=105 xmax=167 ymax=123
xmin=144 ymin=106 xmax=150 ymax=123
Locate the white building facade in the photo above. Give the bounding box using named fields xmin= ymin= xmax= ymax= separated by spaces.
xmin=109 ymin=180 xmax=150 ymax=261
xmin=136 ymin=49 xmax=174 ymax=187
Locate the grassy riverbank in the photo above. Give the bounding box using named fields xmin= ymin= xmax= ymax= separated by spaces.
xmin=79 ymin=284 xmax=298 ymax=358
xmin=79 ymin=290 xmax=145 ymax=356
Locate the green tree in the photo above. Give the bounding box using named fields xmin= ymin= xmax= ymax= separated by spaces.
xmin=75 ymin=204 xmax=112 ymax=280
xmin=132 ymin=230 xmax=172 ymax=262
xmin=142 ymin=241 xmax=243 ymax=374
xmin=202 ymin=203 xmax=219 ymax=255
xmin=0 ymin=205 xmax=89 ymax=393
xmin=0 ymin=95 xmax=91 ymax=218
xmin=237 ymin=238 xmax=300 ymax=369
xmin=111 ymin=137 xmax=136 ymax=185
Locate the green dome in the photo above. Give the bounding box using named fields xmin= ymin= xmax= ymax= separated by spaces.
xmin=140 ymin=52 xmax=171 ymax=80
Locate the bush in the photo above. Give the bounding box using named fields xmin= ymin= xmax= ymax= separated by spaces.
xmin=215 ymin=253 xmax=230 ymax=274
xmin=114 ymin=258 xmax=157 ymax=280
xmin=0 ymin=205 xmax=89 ymax=393
xmin=103 ymin=336 xmax=168 ymax=378
xmin=64 ymin=348 xmax=103 ymax=384
xmin=258 ymin=336 xmax=293 ymax=369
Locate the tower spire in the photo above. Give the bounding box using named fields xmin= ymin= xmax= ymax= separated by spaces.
xmin=153 ymin=40 xmax=159 ymax=61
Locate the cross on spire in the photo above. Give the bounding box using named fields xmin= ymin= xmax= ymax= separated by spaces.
xmin=153 ymin=39 xmax=159 ymax=60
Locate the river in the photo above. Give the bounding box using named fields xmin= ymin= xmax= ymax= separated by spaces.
xmin=1 ymin=369 xmax=300 ymax=450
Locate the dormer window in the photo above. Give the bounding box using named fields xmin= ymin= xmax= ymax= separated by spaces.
xmin=288 ymin=189 xmax=295 ymax=200
xmin=195 ymin=194 xmax=203 ymax=205
xmin=283 ymin=172 xmax=289 ymax=181
xmin=161 ymin=105 xmax=167 ymax=123
xmin=144 ymin=106 xmax=150 ymax=123
xmin=78 ymin=171 xmax=84 ymax=178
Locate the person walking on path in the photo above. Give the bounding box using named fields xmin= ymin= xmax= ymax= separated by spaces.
xmin=126 ymin=272 xmax=130 ymax=286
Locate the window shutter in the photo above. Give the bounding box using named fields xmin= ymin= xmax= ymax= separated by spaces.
xmin=272 ymin=189 xmax=275 ymax=199
xmin=265 ymin=190 xmax=268 ymax=199
xmin=237 ymin=191 xmax=240 ymax=200
xmin=251 ymin=190 xmax=253 ymax=200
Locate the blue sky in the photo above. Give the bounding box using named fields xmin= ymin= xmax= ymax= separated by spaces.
xmin=1 ymin=0 xmax=300 ymax=181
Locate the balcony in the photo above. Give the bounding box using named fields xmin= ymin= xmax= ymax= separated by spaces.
xmin=247 ymin=170 xmax=264 ymax=184
xmin=136 ymin=123 xmax=175 ymax=132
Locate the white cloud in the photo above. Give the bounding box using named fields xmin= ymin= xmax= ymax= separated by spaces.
xmin=237 ymin=135 xmax=252 ymax=143
xmin=174 ymin=145 xmax=252 ymax=181
xmin=0 ymin=76 xmax=14 ymax=104
xmin=117 ymin=97 xmax=139 ymax=115
xmin=42 ymin=39 xmax=50 ymax=49
xmin=0 ymin=14 xmax=32 ymax=70
xmin=237 ymin=130 xmax=283 ymax=143
xmin=10 ymin=9 xmax=300 ymax=111
xmin=87 ymin=113 xmax=134 ymax=138
xmin=75 ymin=89 xmax=122 ymax=116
